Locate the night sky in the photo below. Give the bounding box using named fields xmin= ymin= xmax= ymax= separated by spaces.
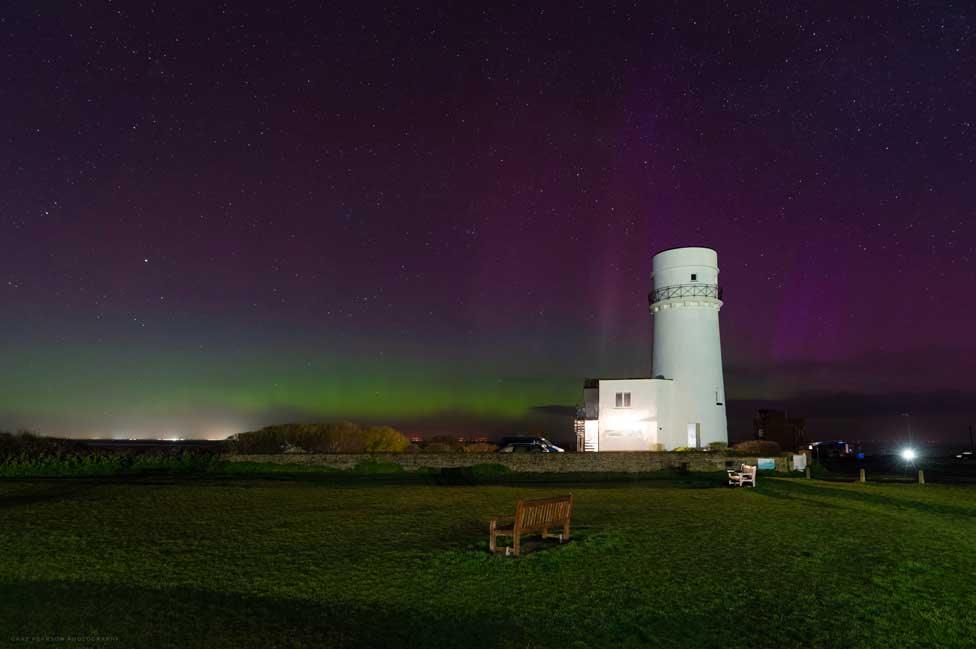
xmin=2 ymin=3 xmax=974 ymax=446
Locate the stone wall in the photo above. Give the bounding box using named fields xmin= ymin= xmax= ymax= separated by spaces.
xmin=224 ymin=451 xmax=794 ymax=473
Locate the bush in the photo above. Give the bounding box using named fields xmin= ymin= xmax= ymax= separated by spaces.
xmin=229 ymin=422 xmax=409 ymax=454
xmin=0 ymin=431 xmax=221 ymax=478
xmin=227 ymin=427 xmax=287 ymax=454
xmin=427 ymin=436 xmax=464 ymax=452
xmin=708 ymin=441 xmax=728 ymax=450
xmin=350 ymin=460 xmax=405 ymax=475
xmin=468 ymin=463 xmax=511 ymax=480
xmin=733 ymin=440 xmax=781 ymax=455
xmin=463 ymin=443 xmax=499 ymax=453
xmin=0 ymin=430 xmax=84 ymax=459
xmin=362 ymin=426 xmax=410 ymax=453
xmin=422 ymin=442 xmax=456 ymax=453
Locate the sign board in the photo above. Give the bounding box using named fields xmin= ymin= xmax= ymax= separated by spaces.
xmin=757 ymin=457 xmax=776 ymax=470
xmin=792 ymin=454 xmax=807 ymax=471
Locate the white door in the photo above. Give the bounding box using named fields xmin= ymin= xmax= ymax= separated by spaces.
xmin=687 ymin=423 xmax=701 ymax=448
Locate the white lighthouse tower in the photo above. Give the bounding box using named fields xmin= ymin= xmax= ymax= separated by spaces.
xmin=649 ymin=247 xmax=728 ymax=449
xmin=574 ymin=246 xmax=729 ymax=452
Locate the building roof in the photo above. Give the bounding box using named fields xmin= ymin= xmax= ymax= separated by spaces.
xmin=583 ymin=376 xmax=672 ymax=386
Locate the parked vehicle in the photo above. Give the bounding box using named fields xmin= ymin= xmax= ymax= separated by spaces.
xmin=497 ymin=436 xmax=565 ymax=453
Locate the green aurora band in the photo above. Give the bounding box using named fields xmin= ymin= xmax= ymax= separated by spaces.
xmin=0 ymin=340 xmax=582 ymax=437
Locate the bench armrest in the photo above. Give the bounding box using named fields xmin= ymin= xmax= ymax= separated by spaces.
xmin=488 ymin=515 xmax=515 ymax=524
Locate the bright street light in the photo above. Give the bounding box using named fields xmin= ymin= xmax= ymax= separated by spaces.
xmin=900 ymin=448 xmax=916 ymax=461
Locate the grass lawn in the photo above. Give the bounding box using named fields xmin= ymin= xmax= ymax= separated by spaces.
xmin=1 ymin=474 xmax=975 ymax=648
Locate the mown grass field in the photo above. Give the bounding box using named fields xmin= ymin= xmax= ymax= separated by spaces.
xmin=1 ymin=473 xmax=975 ymax=649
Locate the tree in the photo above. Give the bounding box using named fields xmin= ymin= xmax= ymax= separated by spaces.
xmin=362 ymin=426 xmax=409 ymax=453
xmin=232 ymin=421 xmax=409 ymax=453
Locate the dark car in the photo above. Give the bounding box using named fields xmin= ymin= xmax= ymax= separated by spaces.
xmin=497 ymin=436 xmax=565 ymax=453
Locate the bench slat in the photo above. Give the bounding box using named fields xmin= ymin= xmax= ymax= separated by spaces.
xmin=515 ymin=496 xmax=572 ymax=532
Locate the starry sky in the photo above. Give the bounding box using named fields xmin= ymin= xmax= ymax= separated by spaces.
xmin=2 ymin=2 xmax=974 ymax=446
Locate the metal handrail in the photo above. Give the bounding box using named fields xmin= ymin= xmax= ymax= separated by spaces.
xmin=648 ymin=283 xmax=723 ymax=305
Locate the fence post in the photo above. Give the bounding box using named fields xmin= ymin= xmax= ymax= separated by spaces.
xmin=859 ymin=468 xmax=866 ymax=483
xmin=918 ymin=469 xmax=925 ymax=485
xmin=804 ymin=466 xmax=811 ymax=479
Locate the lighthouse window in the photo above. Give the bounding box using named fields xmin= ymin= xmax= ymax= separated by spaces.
xmin=690 ymin=273 xmax=697 ymax=281
xmin=615 ymin=392 xmax=631 ymax=408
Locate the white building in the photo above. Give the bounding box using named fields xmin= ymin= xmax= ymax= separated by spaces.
xmin=576 ymin=247 xmax=728 ymax=451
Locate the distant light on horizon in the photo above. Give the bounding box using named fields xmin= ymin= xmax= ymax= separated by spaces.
xmin=93 ymin=430 xmax=237 ymax=441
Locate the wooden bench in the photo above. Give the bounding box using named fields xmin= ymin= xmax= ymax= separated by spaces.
xmin=727 ymin=464 xmax=757 ymax=487
xmin=489 ymin=495 xmax=573 ymax=557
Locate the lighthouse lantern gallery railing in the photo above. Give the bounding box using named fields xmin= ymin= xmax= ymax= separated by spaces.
xmin=648 ymin=283 xmax=723 ymax=305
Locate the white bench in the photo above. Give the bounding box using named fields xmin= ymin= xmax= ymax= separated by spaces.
xmin=727 ymin=464 xmax=757 ymax=487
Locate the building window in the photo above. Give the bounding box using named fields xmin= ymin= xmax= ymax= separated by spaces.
xmin=690 ymin=273 xmax=697 ymax=281
xmin=615 ymin=392 xmax=631 ymax=408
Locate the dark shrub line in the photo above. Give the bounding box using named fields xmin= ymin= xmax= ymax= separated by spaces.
xmin=227 ymin=422 xmax=410 ymax=454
